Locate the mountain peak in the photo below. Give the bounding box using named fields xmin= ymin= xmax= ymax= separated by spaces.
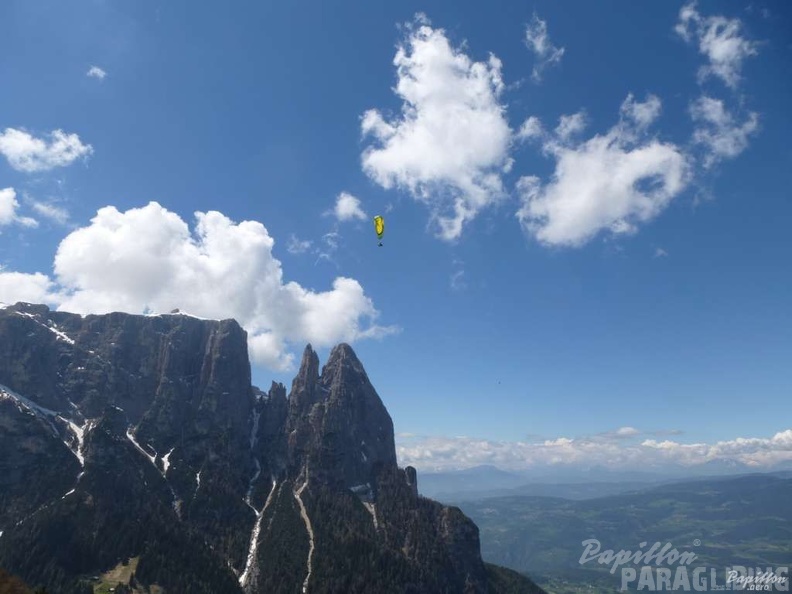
xmin=285 ymin=342 xmax=396 ymax=487
xmin=293 ymin=344 xmax=319 ymax=391
xmin=322 ymin=342 xmax=367 ymax=384
xmin=327 ymin=342 xmax=357 ymax=361
xmin=0 ymin=312 xmax=536 ymax=594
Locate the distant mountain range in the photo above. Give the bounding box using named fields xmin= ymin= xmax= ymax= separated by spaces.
xmin=455 ymin=473 xmax=792 ymax=593
xmin=0 ymin=302 xmax=544 ymax=594
xmin=417 ymin=463 xmax=792 ymax=501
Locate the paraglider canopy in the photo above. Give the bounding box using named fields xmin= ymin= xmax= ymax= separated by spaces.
xmin=373 ymin=215 xmax=384 ymax=247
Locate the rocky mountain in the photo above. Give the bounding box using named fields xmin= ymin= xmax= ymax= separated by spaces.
xmin=0 ymin=302 xmax=545 ymax=594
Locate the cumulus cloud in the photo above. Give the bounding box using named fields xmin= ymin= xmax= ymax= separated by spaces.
xmin=0 ymin=202 xmax=397 ymax=371
xmin=396 ymin=428 xmax=792 ymax=472
xmin=0 ymin=188 xmax=38 ymax=228
xmin=331 ymin=192 xmax=367 ymax=222
xmin=524 ymin=14 xmax=565 ymax=82
xmin=620 ymin=94 xmax=662 ymax=129
xmin=0 ymin=128 xmax=93 ymax=173
xmin=361 ymin=16 xmax=512 ymax=241
xmin=516 ymin=94 xmax=690 ymax=247
xmin=690 ymin=96 xmax=759 ymax=167
xmin=86 ymin=66 xmax=107 ymax=80
xmin=675 ymin=2 xmax=758 ymax=89
xmin=0 ymin=270 xmax=58 ymax=305
xmin=516 ymin=116 xmax=544 ymax=142
xmin=554 ymin=112 xmax=586 ymax=141
xmin=642 ymin=430 xmax=792 ymax=467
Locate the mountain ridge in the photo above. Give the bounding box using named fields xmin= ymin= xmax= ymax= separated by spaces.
xmin=0 ymin=302 xmax=545 ymax=594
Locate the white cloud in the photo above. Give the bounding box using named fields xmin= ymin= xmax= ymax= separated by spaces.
xmin=306 ymin=231 xmax=343 ymax=267
xmin=321 ymin=231 xmax=340 ymax=251
xmin=361 ymin=16 xmax=512 ymax=241
xmin=30 ymin=199 xmax=70 ymax=226
xmin=613 ymin=426 xmax=640 ymax=438
xmin=396 ymin=428 xmax=792 ymax=472
xmin=654 ymin=247 xmax=669 ymax=258
xmin=0 ymin=189 xmax=16 ymax=225
xmin=0 ymin=270 xmax=58 ymax=305
xmin=0 ymin=202 xmax=397 ymax=371
xmin=0 ymin=128 xmax=93 ymax=173
xmin=554 ymin=112 xmax=586 ymax=141
xmin=332 ymin=192 xmax=367 ymax=222
xmin=516 ymin=94 xmax=689 ymax=247
xmin=86 ymin=66 xmax=107 ymax=80
xmin=641 ymin=430 xmax=792 ymax=467
xmin=675 ymin=2 xmax=758 ymax=89
xmin=524 ymin=14 xmax=565 ymax=82
xmin=0 ymin=188 xmax=38 ymax=228
xmin=286 ymin=234 xmax=313 ymax=255
xmin=620 ymin=94 xmax=662 ymax=129
xmin=516 ymin=116 xmax=544 ymax=142
xmin=690 ymin=96 xmax=759 ymax=167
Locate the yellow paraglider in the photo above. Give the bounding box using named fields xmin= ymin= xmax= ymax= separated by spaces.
xmin=373 ymin=215 xmax=384 ymax=247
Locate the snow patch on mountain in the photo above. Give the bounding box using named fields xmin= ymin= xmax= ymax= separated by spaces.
xmin=0 ymin=383 xmax=60 ymax=436
xmin=161 ymin=447 xmax=175 ymax=474
xmin=0 ymin=383 xmax=58 ymax=417
xmin=126 ymin=427 xmax=158 ymax=468
xmin=60 ymin=417 xmax=91 ymax=466
xmin=240 ymin=480 xmax=278 ymax=590
xmin=295 ymin=478 xmax=315 ymax=594
xmin=14 ymin=310 xmax=75 ymax=345
xmin=363 ymin=502 xmax=379 ymax=530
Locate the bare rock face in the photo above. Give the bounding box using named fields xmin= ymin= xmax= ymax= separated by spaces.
xmin=286 ymin=344 xmax=396 ymax=489
xmin=0 ymin=303 xmax=544 ymax=594
xmin=404 ymin=466 xmax=419 ymax=497
xmin=0 ymin=302 xmax=253 ymax=441
xmin=287 ymin=345 xmax=321 ymax=418
xmin=0 ymin=303 xmax=255 ymax=592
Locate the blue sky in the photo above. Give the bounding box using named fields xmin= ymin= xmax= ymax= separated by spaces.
xmin=1 ymin=0 xmax=791 ymax=471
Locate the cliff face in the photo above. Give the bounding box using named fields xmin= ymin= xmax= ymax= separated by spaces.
xmin=0 ymin=302 xmax=543 ymax=594
xmin=285 ymin=343 xmax=397 ymax=488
